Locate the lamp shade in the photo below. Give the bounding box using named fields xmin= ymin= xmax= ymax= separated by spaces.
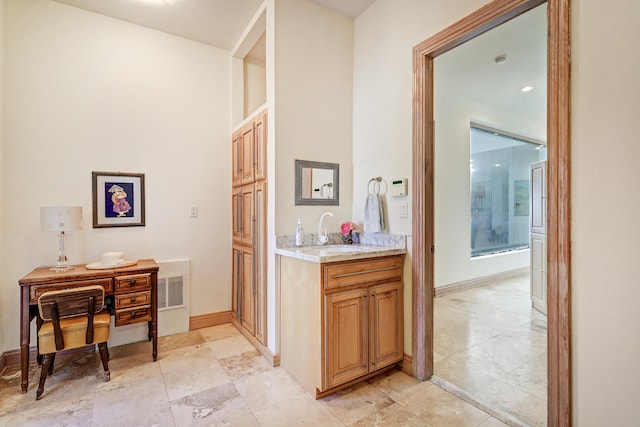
xmin=40 ymin=206 xmax=83 ymax=232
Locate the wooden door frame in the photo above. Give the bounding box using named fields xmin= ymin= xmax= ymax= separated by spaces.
xmin=411 ymin=0 xmax=571 ymax=426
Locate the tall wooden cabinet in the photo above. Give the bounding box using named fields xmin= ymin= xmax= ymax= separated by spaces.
xmin=232 ymin=108 xmax=267 ymax=345
xmin=530 ymin=160 xmax=547 ymax=315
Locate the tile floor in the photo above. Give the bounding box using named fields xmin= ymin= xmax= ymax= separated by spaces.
xmin=434 ymin=274 xmax=548 ymax=426
xmin=0 ymin=323 xmax=510 ymax=427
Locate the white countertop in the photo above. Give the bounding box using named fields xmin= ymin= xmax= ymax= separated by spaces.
xmin=275 ymin=245 xmax=406 ymax=263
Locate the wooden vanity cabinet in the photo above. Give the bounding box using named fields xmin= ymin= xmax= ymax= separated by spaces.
xmin=280 ymin=254 xmax=404 ymax=398
xmin=324 ymin=281 xmax=404 ymax=389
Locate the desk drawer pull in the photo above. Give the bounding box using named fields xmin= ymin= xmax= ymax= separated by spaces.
xmin=332 ymin=266 xmax=400 ymax=279
xmin=131 ymin=310 xmax=137 ymax=317
xmin=130 ymin=297 xmax=136 ymax=303
xmin=129 ymin=279 xmax=136 ymax=286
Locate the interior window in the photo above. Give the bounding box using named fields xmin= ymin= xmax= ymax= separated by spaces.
xmin=470 ymin=125 xmax=546 ymax=257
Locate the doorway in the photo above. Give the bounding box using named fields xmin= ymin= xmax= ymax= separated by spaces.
xmin=411 ymin=0 xmax=571 ymax=426
xmin=432 ymin=5 xmax=548 ymax=424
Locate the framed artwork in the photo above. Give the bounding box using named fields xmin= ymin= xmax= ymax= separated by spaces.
xmin=92 ymin=171 xmax=145 ymax=228
xmin=513 ymin=179 xmax=530 ymax=216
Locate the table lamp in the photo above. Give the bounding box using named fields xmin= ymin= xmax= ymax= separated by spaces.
xmin=40 ymin=206 xmax=83 ymax=271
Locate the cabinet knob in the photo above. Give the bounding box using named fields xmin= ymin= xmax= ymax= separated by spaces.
xmin=129 ymin=279 xmax=136 ymax=286
xmin=131 ymin=297 xmax=136 ymax=303
xmin=131 ymin=311 xmax=137 ymax=317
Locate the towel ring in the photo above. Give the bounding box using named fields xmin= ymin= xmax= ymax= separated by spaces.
xmin=368 ymin=177 xmax=383 ymax=195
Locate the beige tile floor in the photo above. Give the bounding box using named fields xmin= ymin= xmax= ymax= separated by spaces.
xmin=0 ymin=323 xmax=510 ymax=427
xmin=434 ymin=274 xmax=548 ymax=426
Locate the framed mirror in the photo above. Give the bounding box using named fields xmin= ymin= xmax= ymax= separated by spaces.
xmin=295 ymin=159 xmax=339 ymax=205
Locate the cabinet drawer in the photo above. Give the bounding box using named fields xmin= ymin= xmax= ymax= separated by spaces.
xmin=114 ymin=274 xmax=151 ymax=293
xmin=115 ymin=290 xmax=151 ymax=309
xmin=115 ymin=306 xmax=151 ymax=326
xmin=323 ymin=256 xmax=403 ymax=290
xmin=30 ymin=278 xmax=113 ymax=304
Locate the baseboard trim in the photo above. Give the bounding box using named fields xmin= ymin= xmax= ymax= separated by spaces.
xmin=2 ymin=345 xmax=97 ymax=370
xmin=434 ymin=267 xmax=529 ymax=297
xmin=3 ymin=347 xmax=38 ymax=369
xmin=231 ymin=318 xmax=280 ymax=367
xmin=189 ymin=311 xmax=232 ymax=330
xmin=400 ymin=353 xmax=413 ymax=375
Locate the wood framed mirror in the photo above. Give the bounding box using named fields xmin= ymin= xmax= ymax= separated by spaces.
xmin=294 ymin=159 xmax=340 ymax=205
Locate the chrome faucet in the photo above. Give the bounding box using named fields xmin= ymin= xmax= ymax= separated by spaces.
xmin=317 ymin=211 xmax=334 ymax=245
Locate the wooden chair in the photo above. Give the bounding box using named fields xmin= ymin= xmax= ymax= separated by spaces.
xmin=36 ymin=285 xmax=111 ymax=400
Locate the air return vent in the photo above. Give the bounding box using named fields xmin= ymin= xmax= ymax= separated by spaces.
xmin=158 ymin=275 xmax=185 ymax=310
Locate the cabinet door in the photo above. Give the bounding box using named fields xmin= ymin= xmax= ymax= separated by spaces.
xmin=325 ymin=289 xmax=368 ymax=389
xmin=530 ymin=160 xmax=546 ymax=234
xmin=240 ymin=247 xmax=255 ymax=335
xmin=254 ymin=110 xmax=267 ymax=181
xmin=232 ymin=190 xmax=242 ymax=243
xmin=369 ymin=282 xmax=403 ymax=371
xmin=254 ymin=180 xmax=267 ymax=345
xmin=232 ymin=132 xmax=242 ymax=187
xmin=240 ymin=184 xmax=254 ymax=246
xmin=232 ymin=245 xmax=242 ymax=319
xmin=241 ymin=122 xmax=255 ymax=185
xmin=530 ymin=233 xmax=547 ymax=314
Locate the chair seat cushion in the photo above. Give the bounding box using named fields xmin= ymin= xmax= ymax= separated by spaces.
xmin=38 ymin=311 xmax=111 ymax=354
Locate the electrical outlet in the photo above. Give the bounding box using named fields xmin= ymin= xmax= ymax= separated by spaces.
xmin=189 ymin=205 xmax=199 ymax=218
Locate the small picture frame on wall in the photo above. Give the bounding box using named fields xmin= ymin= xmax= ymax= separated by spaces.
xmin=92 ymin=171 xmax=145 ymax=228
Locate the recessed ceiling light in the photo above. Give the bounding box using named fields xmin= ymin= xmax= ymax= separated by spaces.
xmin=521 ymin=86 xmax=534 ymax=92
xmin=494 ymin=55 xmax=508 ymax=65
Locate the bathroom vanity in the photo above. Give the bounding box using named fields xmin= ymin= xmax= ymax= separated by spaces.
xmin=276 ymin=245 xmax=405 ymax=398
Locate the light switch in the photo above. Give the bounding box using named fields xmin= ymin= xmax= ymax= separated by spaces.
xmin=189 ymin=205 xmax=199 ymax=218
xmin=400 ymin=202 xmax=408 ymax=218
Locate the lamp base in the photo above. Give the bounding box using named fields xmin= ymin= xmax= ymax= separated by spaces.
xmin=51 ymin=232 xmax=74 ymax=272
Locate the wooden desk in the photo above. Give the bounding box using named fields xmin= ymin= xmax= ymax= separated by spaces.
xmin=18 ymin=259 xmax=159 ymax=393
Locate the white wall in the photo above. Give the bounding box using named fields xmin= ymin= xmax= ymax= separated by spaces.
xmin=243 ymin=34 xmax=267 ymax=117
xmin=1 ymin=0 xmax=232 ymax=352
xmin=266 ymin=0 xmax=354 ymax=353
xmin=433 ymin=92 xmax=539 ymax=287
xmin=273 ymin=0 xmax=354 ymax=236
xmin=353 ymin=0 xmax=488 ymax=356
xmin=571 ymin=0 xmax=640 ymax=424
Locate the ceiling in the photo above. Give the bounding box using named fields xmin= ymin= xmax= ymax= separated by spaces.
xmin=436 ymin=4 xmax=547 ymax=132
xmin=52 ymin=0 xmax=545 ymax=123
xmin=53 ymin=0 xmax=376 ymax=50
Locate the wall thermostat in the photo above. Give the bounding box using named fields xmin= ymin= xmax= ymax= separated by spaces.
xmin=391 ymin=178 xmax=408 ymax=197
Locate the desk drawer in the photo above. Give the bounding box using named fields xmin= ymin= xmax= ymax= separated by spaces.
xmin=114 ymin=274 xmax=151 ymax=293
xmin=115 ymin=290 xmax=151 ymax=309
xmin=115 ymin=306 xmax=151 ymax=326
xmin=30 ymin=278 xmax=113 ymax=304
xmin=323 ymin=256 xmax=403 ymax=291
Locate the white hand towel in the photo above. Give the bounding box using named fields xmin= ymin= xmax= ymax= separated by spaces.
xmin=364 ymin=193 xmax=384 ymax=233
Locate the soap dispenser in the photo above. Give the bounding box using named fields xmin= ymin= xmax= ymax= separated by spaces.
xmin=295 ymin=218 xmax=303 ymax=247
